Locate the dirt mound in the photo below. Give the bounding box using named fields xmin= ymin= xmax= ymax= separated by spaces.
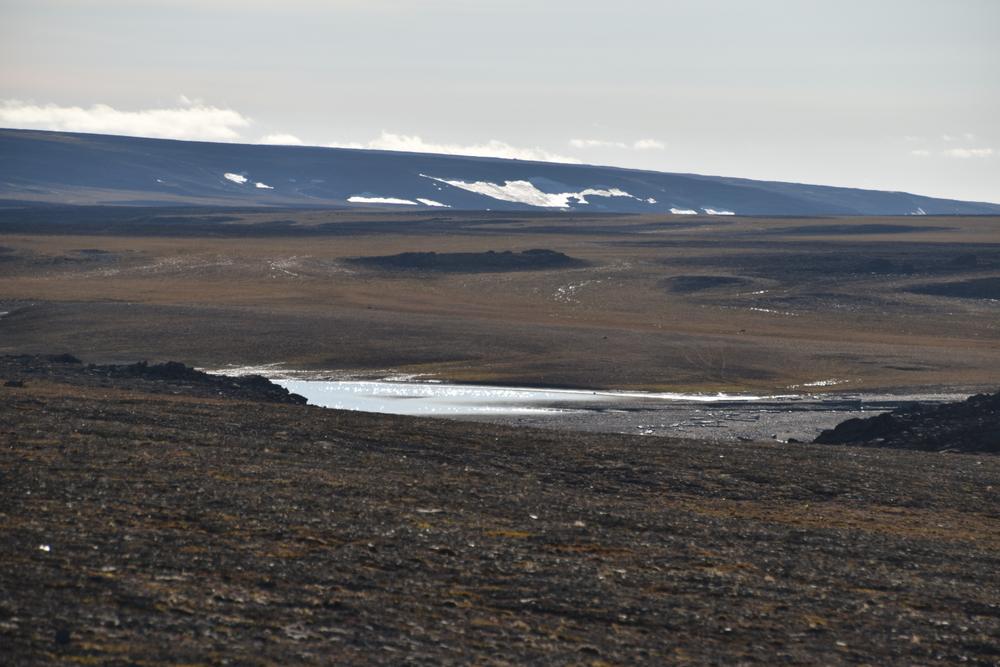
xmin=348 ymin=249 xmax=587 ymax=273
xmin=814 ymin=390 xmax=1000 ymax=453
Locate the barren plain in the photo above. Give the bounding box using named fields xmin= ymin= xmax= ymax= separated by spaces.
xmin=2 ymin=208 xmax=999 ymax=664
xmin=0 ymin=208 xmax=998 ymax=393
xmin=1 ymin=355 xmax=998 ymax=664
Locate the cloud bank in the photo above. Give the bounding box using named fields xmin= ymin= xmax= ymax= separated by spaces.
xmin=0 ymin=100 xmax=252 ymax=141
xmin=944 ymin=147 xmax=994 ymax=159
xmin=258 ymin=133 xmax=305 ymax=145
xmin=0 ymin=100 xmax=670 ymax=165
xmin=570 ymin=138 xmax=627 ymax=149
xmin=632 ymin=138 xmax=665 ymax=150
xmin=909 ymin=146 xmax=994 ymax=159
xmin=570 ymin=137 xmax=665 ymax=151
xmin=905 ymin=132 xmax=993 ymax=160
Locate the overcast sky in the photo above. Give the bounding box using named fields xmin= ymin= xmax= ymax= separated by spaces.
xmin=1 ymin=0 xmax=998 ymax=203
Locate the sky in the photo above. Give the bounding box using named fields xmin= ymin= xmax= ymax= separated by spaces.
xmin=1 ymin=0 xmax=998 ymax=203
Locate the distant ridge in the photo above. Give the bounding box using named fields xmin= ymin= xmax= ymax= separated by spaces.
xmin=2 ymin=128 xmax=998 ymax=215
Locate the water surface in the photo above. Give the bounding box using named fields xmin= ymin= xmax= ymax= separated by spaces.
xmin=276 ymin=379 xmax=770 ymax=416
xmin=273 ymin=378 xmax=965 ymax=442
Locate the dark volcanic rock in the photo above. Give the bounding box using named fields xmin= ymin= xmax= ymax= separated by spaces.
xmin=348 ymin=249 xmax=587 ymax=273
xmin=814 ymin=390 xmax=1000 ymax=453
xmin=907 ymin=276 xmax=1000 ymax=300
xmin=103 ymin=360 xmax=306 ymax=404
xmin=0 ymin=355 xmax=306 ymax=405
xmin=103 ymin=360 xmax=307 ymax=404
xmin=47 ymin=353 xmax=82 ymax=364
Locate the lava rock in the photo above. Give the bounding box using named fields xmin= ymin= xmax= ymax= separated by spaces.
xmin=814 ymin=390 xmax=1000 ymax=453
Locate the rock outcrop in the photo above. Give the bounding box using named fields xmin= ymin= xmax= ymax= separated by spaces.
xmin=814 ymin=390 xmax=1000 ymax=453
xmin=0 ymin=355 xmax=306 ymax=406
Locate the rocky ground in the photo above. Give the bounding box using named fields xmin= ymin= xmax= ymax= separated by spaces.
xmin=460 ymin=392 xmax=971 ymax=445
xmin=815 ymin=389 xmax=1000 ymax=453
xmin=1 ymin=355 xmax=999 ymax=665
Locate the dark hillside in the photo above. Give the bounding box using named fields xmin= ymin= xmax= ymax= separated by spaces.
xmin=3 ymin=128 xmax=999 ymax=215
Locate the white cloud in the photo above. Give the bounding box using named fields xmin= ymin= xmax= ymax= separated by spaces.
xmin=943 ymin=147 xmax=994 ymax=158
xmin=0 ymin=100 xmax=665 ymax=166
xmin=942 ymin=132 xmax=978 ymax=143
xmin=632 ymin=138 xmax=665 ymax=150
xmin=0 ymin=100 xmax=251 ymax=141
xmin=910 ymin=149 xmax=931 ymax=157
xmin=258 ymin=133 xmax=304 ymax=145
xmin=570 ymin=138 xmax=627 ymax=149
xmin=569 ymin=137 xmax=665 ymax=151
xmin=330 ymin=131 xmax=580 ymax=163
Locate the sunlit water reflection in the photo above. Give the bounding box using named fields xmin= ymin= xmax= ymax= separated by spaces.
xmin=276 ymin=380 xmax=773 ymax=416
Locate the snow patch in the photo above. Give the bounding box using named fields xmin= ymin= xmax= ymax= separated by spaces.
xmin=348 ymin=196 xmax=418 ymax=206
xmin=910 ymin=207 xmax=927 ymax=215
xmin=416 ymin=198 xmax=450 ymax=208
xmin=554 ymin=279 xmax=602 ymax=303
xmin=255 ymin=182 xmax=274 ymax=190
xmin=669 ymin=207 xmax=698 ymax=215
xmin=224 ymin=173 xmax=248 ymax=185
xmin=646 ymin=197 xmax=657 ymax=204
xmin=574 ymin=188 xmax=633 ymax=204
xmin=421 ymin=175 xmax=634 ymax=208
xmin=703 ymin=208 xmax=735 ymax=215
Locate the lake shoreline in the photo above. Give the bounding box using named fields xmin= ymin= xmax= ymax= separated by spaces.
xmin=239 ymin=372 xmax=971 ymax=444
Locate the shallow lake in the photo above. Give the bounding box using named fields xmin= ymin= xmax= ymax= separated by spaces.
xmin=276 ymin=379 xmax=772 ymax=417
xmin=273 ymin=378 xmax=966 ymax=443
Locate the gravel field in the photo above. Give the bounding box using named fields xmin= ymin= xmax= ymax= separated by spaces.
xmin=1 ymin=355 xmax=998 ymax=664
